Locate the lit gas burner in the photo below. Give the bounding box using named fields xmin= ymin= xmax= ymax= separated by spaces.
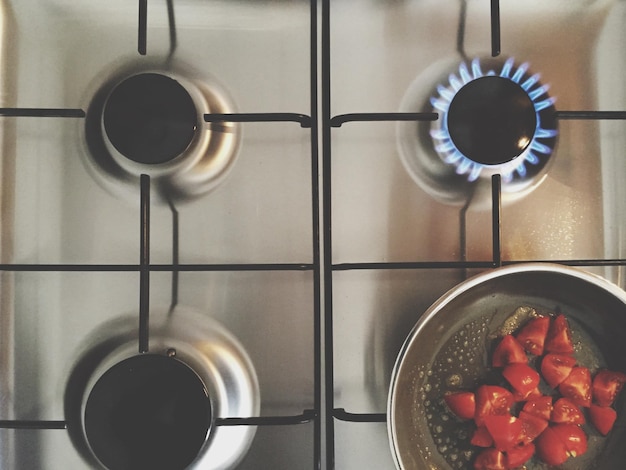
xmin=430 ymin=57 xmax=558 ymax=183
xmin=397 ymin=56 xmax=558 ymax=206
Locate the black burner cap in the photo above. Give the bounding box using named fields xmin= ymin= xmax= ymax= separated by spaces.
xmin=103 ymin=73 xmax=198 ymax=165
xmin=447 ymin=75 xmax=537 ymax=165
xmin=85 ymin=354 xmax=211 ymax=470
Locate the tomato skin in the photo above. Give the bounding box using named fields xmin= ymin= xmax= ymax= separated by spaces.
xmin=522 ymin=395 xmax=553 ymax=420
xmin=541 ymin=353 xmax=577 ymax=389
xmin=545 ymin=314 xmax=575 ymax=354
xmin=492 ymin=335 xmax=528 ymax=368
xmin=502 ymin=363 xmax=540 ymax=398
xmin=484 ymin=414 xmax=523 ymax=451
xmin=444 ymin=391 xmax=476 ymax=420
xmin=505 ymin=443 xmax=535 ymax=468
xmin=518 ymin=410 xmax=548 ymax=445
xmin=592 ymin=369 xmax=626 ymax=407
xmin=474 ymin=385 xmax=515 ymax=426
xmin=516 ymin=316 xmax=550 ymax=356
xmin=589 ymin=404 xmax=617 ymax=436
xmin=473 ymin=448 xmax=506 ymax=470
xmin=552 ymin=423 xmax=588 ymax=457
xmin=471 ymin=425 xmax=494 ymax=447
xmin=551 ymin=397 xmax=585 ymax=425
xmin=535 ymin=426 xmax=570 ymax=466
xmin=559 ymin=366 xmax=592 ymax=408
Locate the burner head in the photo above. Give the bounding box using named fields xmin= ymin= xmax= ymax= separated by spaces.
xmin=84 ymin=354 xmax=211 ymax=470
xmin=103 ymin=73 xmax=198 ymax=165
xmin=64 ymin=307 xmax=259 ymax=470
xmin=82 ymin=63 xmax=240 ymax=203
xmin=397 ymin=56 xmax=558 ymax=206
xmin=446 ymin=76 xmax=536 ymax=166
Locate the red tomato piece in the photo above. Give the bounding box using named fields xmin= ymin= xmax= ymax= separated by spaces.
xmin=518 ymin=410 xmax=548 ymax=445
xmin=516 ymin=316 xmax=551 ymax=356
xmin=559 ymin=366 xmax=592 ymax=408
xmin=592 ymin=369 xmax=626 ymax=407
xmin=505 ymin=443 xmax=535 ymax=468
xmin=484 ymin=414 xmax=523 ymax=451
xmin=551 ymin=397 xmax=585 ymax=425
xmin=522 ymin=395 xmax=553 ymax=421
xmin=589 ymin=404 xmax=617 ymax=436
xmin=535 ymin=426 xmax=570 ymax=466
xmin=443 ymin=391 xmax=476 ymax=420
xmin=552 ymin=423 xmax=588 ymax=458
xmin=470 ymin=425 xmax=494 ymax=447
xmin=541 ymin=353 xmax=577 ymax=389
xmin=474 ymin=385 xmax=515 ymax=426
xmin=473 ymin=448 xmax=506 ymax=470
xmin=503 ymin=363 xmax=540 ymax=398
xmin=492 ymin=335 xmax=527 ymax=368
xmin=544 ymin=314 xmax=575 ymax=354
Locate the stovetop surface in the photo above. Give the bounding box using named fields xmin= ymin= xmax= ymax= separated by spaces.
xmin=1 ymin=0 xmax=626 ymax=469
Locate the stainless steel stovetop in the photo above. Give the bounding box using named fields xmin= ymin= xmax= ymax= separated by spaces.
xmin=1 ymin=1 xmax=625 ymax=469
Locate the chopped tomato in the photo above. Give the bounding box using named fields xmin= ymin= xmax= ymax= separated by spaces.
xmin=474 ymin=385 xmax=514 ymax=426
xmin=484 ymin=415 xmax=523 ymax=451
xmin=505 ymin=443 xmax=535 ymax=468
xmin=492 ymin=335 xmax=527 ymax=367
xmin=592 ymin=369 xmax=626 ymax=407
xmin=551 ymin=397 xmax=585 ymax=425
xmin=515 ymin=316 xmax=550 ymax=356
xmin=552 ymin=423 xmax=588 ymax=458
xmin=513 ymin=386 xmax=541 ymax=402
xmin=522 ymin=395 xmax=553 ymax=420
xmin=443 ymin=391 xmax=476 ymax=420
xmin=535 ymin=426 xmax=570 ymax=466
xmin=518 ymin=410 xmax=548 ymax=445
xmin=559 ymin=366 xmax=592 ymax=408
xmin=589 ymin=404 xmax=617 ymax=436
xmin=473 ymin=448 xmax=506 ymax=470
xmin=471 ymin=425 xmax=494 ymax=447
xmin=502 ymin=363 xmax=540 ymax=398
xmin=541 ymin=353 xmax=577 ymax=389
xmin=544 ymin=314 xmax=575 ymax=354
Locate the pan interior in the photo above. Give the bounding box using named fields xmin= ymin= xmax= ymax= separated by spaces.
xmin=389 ymin=268 xmax=626 ymax=470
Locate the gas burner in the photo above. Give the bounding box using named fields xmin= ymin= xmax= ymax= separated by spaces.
xmin=65 ymin=306 xmax=259 ymax=470
xmin=82 ymin=62 xmax=240 ymax=203
xmin=84 ymin=354 xmax=212 ymax=470
xmin=430 ymin=57 xmax=558 ymax=183
xmin=397 ymin=57 xmax=558 ymax=206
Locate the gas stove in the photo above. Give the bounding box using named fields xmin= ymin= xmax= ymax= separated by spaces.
xmin=1 ymin=0 xmax=625 ymax=469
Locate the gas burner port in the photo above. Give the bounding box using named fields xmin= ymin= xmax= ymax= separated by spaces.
xmin=397 ymin=56 xmax=558 ymax=207
xmin=64 ymin=306 xmax=259 ymax=470
xmin=82 ymin=61 xmax=241 ymax=203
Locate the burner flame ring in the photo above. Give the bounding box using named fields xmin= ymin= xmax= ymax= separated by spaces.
xmin=397 ymin=56 xmax=558 ymax=207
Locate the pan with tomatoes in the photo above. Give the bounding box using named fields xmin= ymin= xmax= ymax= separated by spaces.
xmin=388 ymin=263 xmax=626 ymax=470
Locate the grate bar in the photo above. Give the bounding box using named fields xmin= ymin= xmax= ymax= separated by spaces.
xmin=0 ymin=108 xmax=85 ymax=118
xmin=330 ymin=112 xmax=437 ymax=127
xmin=204 ymin=113 xmax=312 ymax=128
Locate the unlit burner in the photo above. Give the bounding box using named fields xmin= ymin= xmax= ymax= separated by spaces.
xmin=430 ymin=57 xmax=558 ymax=183
xmin=83 ymin=64 xmax=240 ymax=203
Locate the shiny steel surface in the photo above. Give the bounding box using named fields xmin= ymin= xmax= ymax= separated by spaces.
xmin=65 ymin=306 xmax=259 ymax=470
xmin=388 ymin=263 xmax=626 ymax=470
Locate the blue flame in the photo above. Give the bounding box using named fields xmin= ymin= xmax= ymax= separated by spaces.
xmin=430 ymin=58 xmax=558 ymax=182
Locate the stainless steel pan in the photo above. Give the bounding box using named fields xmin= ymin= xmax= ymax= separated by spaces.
xmin=388 ymin=263 xmax=626 ymax=469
